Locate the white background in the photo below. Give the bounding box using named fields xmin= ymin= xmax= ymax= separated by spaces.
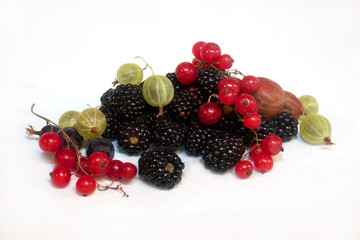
xmin=1 ymin=0 xmax=360 ymax=239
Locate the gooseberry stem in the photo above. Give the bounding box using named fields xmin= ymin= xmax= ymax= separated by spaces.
xmin=136 ymin=56 xmax=155 ymax=76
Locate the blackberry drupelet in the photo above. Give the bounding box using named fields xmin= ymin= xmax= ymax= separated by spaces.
xmin=196 ymin=67 xmax=222 ymax=97
xmin=86 ymin=138 xmax=115 ymax=159
xmin=108 ymin=84 xmax=146 ymax=120
xmin=272 ymin=112 xmax=299 ymax=142
xmin=117 ymin=120 xmax=151 ymax=155
xmin=99 ymin=105 xmax=122 ymax=139
xmin=138 ymin=149 xmax=185 ymax=189
xmin=151 ymin=116 xmax=186 ymax=150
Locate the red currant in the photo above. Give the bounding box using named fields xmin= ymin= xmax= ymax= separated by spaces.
xmin=253 ymin=153 xmax=273 ymax=173
xmin=118 ymin=162 xmax=137 ymax=180
xmin=200 ymin=42 xmax=221 ymax=64
xmin=235 ymin=93 xmax=259 ymax=116
xmin=39 ymin=132 xmax=62 ymax=153
xmin=106 ymin=159 xmax=124 ymax=180
xmin=248 ymin=144 xmax=263 ymax=161
xmin=87 ymin=152 xmax=110 ymax=176
xmin=240 ymin=75 xmax=260 ymax=94
xmin=217 ymin=54 xmax=233 ymax=69
xmin=54 ymin=148 xmax=78 ymax=171
xmin=175 ymin=62 xmax=197 ymax=85
xmin=217 ymin=78 xmax=240 ymax=93
xmin=76 ymin=175 xmax=96 ymax=196
xmin=261 ymin=135 xmax=283 ymax=156
xmin=75 ymin=156 xmax=89 ymax=176
xmin=50 ymin=165 xmax=71 ymax=188
xmin=198 ymin=102 xmax=222 ymax=125
xmin=192 ymin=41 xmax=206 ymax=60
xmin=243 ymin=112 xmax=262 ymax=129
xmin=235 ymin=160 xmax=253 ymax=179
xmin=218 ymin=88 xmax=238 ymax=105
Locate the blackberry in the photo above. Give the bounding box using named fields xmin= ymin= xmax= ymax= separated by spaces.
xmin=257 ymin=115 xmax=277 ymax=141
xmin=108 ymin=84 xmax=146 ymax=120
xmin=272 ymin=112 xmax=299 ymax=142
xmin=138 ymin=149 xmax=185 ymax=189
xmin=167 ymin=86 xmax=204 ymax=121
xmin=100 ymin=88 xmax=115 ymax=106
xmin=99 ymin=105 xmax=122 ymax=139
xmin=166 ymin=72 xmax=184 ymax=92
xmin=151 ymin=116 xmax=186 ymax=150
xmin=196 ymin=67 xmax=222 ymax=97
xmin=117 ymin=120 xmax=151 ymax=155
xmin=201 ymin=133 xmax=245 ymax=173
xmin=184 ymin=125 xmax=219 ymax=156
xmin=86 ymin=138 xmax=115 ymax=159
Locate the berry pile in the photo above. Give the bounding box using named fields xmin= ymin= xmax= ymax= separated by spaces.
xmin=26 ymin=41 xmax=333 ymax=196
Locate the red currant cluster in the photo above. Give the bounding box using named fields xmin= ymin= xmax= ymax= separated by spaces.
xmin=175 ymin=41 xmax=303 ymax=179
xmin=27 ymin=107 xmax=136 ymax=197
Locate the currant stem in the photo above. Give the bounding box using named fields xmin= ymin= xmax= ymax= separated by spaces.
xmin=25 ymin=125 xmax=41 ymax=136
xmin=207 ymin=94 xmax=218 ymax=102
xmin=96 ymin=181 xmax=129 ymax=197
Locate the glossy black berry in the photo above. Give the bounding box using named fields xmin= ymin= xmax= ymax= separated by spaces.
xmin=138 ymin=149 xmax=185 ymax=189
xmin=201 ymin=133 xmax=245 ymax=173
xmin=86 ymin=138 xmax=115 ymax=160
xmin=273 ymin=112 xmax=299 ymax=142
xmin=117 ymin=120 xmax=151 ymax=155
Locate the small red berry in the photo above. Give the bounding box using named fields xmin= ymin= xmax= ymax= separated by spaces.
xmin=75 ymin=156 xmax=89 ymax=176
xmin=240 ymin=75 xmax=260 ymax=94
xmin=217 ymin=78 xmax=240 ymax=93
xmin=175 ymin=62 xmax=198 ymax=85
xmin=253 ymin=153 xmax=274 ymax=174
xmin=200 ymin=42 xmax=221 ymax=64
xmin=76 ymin=175 xmax=96 ymax=196
xmin=261 ymin=135 xmax=283 ymax=156
xmin=217 ymin=54 xmax=233 ymax=69
xmin=118 ymin=162 xmax=137 ymax=180
xmin=106 ymin=160 xmax=124 ymax=180
xmin=50 ymin=165 xmax=71 ymax=188
xmin=54 ymin=148 xmax=78 ymax=171
xmin=235 ymin=160 xmax=253 ymax=179
xmin=39 ymin=132 xmax=62 ymax=153
xmin=235 ymin=93 xmax=259 ymax=116
xmin=218 ymin=88 xmax=238 ymax=105
xmin=243 ymin=112 xmax=262 ymax=129
xmin=192 ymin=41 xmax=206 ymax=60
xmin=198 ymin=102 xmax=222 ymax=125
xmin=87 ymin=152 xmax=110 ymax=176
